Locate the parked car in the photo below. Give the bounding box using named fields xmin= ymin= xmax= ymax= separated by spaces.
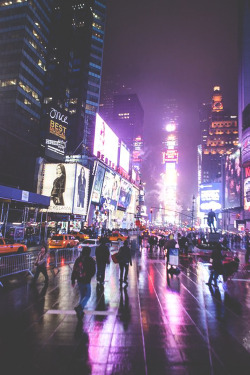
xmin=0 ymin=238 xmax=27 ymax=255
xmin=48 ymin=234 xmax=79 ymax=249
xmin=108 ymin=232 xmax=128 ymax=242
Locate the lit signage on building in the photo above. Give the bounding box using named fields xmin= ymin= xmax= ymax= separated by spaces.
xmin=200 ymin=183 xmax=222 ymax=213
xmin=162 ymin=150 xmax=178 ymax=163
xmin=93 ymin=114 xmax=119 ymax=168
xmin=165 ymin=122 xmax=176 ymax=132
xmin=224 ymin=150 xmax=241 ymax=209
xmin=45 ymin=104 xmax=68 ymax=161
xmin=119 ymin=141 xmax=130 ymax=174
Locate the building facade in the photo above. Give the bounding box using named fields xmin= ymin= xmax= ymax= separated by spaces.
xmin=0 ymin=0 xmax=52 ymax=190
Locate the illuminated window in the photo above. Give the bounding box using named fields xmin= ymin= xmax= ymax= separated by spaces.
xmin=0 ymin=79 xmax=17 ymax=87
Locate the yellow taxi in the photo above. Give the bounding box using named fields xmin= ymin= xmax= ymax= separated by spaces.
xmin=108 ymin=232 xmax=128 ymax=242
xmin=48 ymin=234 xmax=79 ymax=249
xmin=0 ymin=238 xmax=27 ymax=255
xmin=72 ymin=232 xmax=90 ymax=242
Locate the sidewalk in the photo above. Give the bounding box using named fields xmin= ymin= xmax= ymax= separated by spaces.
xmin=0 ymin=246 xmax=250 ymax=375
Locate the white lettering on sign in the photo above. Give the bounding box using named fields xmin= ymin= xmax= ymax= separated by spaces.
xmin=50 ymin=107 xmax=68 ymax=124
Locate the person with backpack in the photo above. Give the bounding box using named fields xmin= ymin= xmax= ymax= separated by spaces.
xmin=95 ymin=237 xmax=110 ymax=286
xmin=71 ymin=246 xmax=96 ymax=319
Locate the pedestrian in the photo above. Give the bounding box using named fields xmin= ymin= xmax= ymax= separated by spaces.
xmin=32 ymin=245 xmax=49 ymax=285
xmin=206 ymin=243 xmax=224 ymax=287
xmin=95 ymin=237 xmax=110 ymax=286
xmin=245 ymin=230 xmax=250 ymax=264
xmin=165 ymin=235 xmax=177 ymax=268
xmin=71 ymin=246 xmax=96 ymax=319
xmin=118 ymin=240 xmax=132 ymax=286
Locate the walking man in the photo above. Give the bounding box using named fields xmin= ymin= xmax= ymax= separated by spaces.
xmin=118 ymin=240 xmax=132 ymax=286
xmin=95 ymin=237 xmax=110 ymax=286
xmin=71 ymin=246 xmax=96 ymax=319
xmin=32 ymin=245 xmax=49 ymax=285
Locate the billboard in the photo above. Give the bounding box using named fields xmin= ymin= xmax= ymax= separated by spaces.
xmin=162 ymin=150 xmax=178 ymax=163
xmin=242 ymin=127 xmax=250 ymax=165
xmin=91 ymin=164 xmax=105 ymax=203
xmin=119 ymin=141 xmax=130 ymax=173
xmin=100 ymin=170 xmax=121 ymax=211
xmin=44 ymin=105 xmax=68 ymax=161
xmin=224 ymin=150 xmax=241 ymax=209
xmin=93 ymin=114 xmax=119 ymax=168
xmin=244 ymin=166 xmax=250 ymax=210
xmin=118 ymin=178 xmax=133 ymax=210
xmin=41 ymin=163 xmax=89 ymax=215
xmin=200 ymin=183 xmax=222 ymax=213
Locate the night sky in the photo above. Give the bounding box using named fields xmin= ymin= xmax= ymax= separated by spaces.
xmin=101 ymin=0 xmax=239 ymax=208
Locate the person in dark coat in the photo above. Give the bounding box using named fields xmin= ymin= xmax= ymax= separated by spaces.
xmin=32 ymin=245 xmax=49 ymax=285
xmin=206 ymin=243 xmax=224 ymax=287
xmin=95 ymin=237 xmax=110 ymax=286
xmin=71 ymin=246 xmax=96 ymax=319
xmin=165 ymin=236 xmax=177 ymax=268
xmin=118 ymin=240 xmax=132 ymax=286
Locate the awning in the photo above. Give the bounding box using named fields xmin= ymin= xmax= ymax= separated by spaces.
xmin=0 ymin=185 xmax=50 ymax=208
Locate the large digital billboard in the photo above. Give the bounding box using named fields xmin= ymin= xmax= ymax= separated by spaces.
xmin=118 ymin=178 xmax=133 ymax=210
xmin=224 ymin=150 xmax=241 ymax=209
xmin=244 ymin=166 xmax=250 ymax=210
xmin=41 ymin=163 xmax=89 ymax=215
xmin=91 ymin=164 xmax=105 ymax=204
xmin=119 ymin=141 xmax=130 ymax=173
xmin=44 ymin=104 xmax=68 ymax=161
xmin=93 ymin=114 xmax=119 ymax=168
xmin=100 ymin=170 xmax=121 ymax=211
xmin=200 ymin=183 xmax=222 ymax=213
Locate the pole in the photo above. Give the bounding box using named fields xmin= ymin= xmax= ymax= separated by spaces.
xmin=191 ymin=195 xmax=195 ymax=229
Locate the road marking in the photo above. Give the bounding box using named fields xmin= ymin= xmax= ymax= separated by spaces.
xmin=46 ymin=309 xmax=116 ymax=315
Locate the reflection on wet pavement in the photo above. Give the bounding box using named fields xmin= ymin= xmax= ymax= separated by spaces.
xmin=0 ymin=245 xmax=250 ymax=374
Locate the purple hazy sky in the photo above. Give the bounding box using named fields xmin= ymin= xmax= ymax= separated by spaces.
xmin=101 ymin=0 xmax=238 ymax=208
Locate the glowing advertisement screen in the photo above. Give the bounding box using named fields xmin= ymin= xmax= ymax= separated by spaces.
xmin=41 ymin=163 xmax=89 ymax=215
xmin=93 ymin=114 xmax=118 ymax=167
xmin=119 ymin=142 xmax=130 ymax=173
xmin=100 ymin=170 xmax=121 ymax=211
xmin=118 ymin=179 xmax=133 ymax=210
xmin=45 ymin=104 xmax=68 ymax=161
xmin=200 ymin=183 xmax=222 ymax=213
xmin=91 ymin=164 xmax=105 ymax=204
xmin=244 ymin=176 xmax=250 ymax=210
xmin=224 ymin=150 xmax=241 ymax=209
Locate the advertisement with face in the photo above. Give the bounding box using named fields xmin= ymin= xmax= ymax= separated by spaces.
xmin=100 ymin=170 xmax=120 ymax=211
xmin=41 ymin=163 xmax=89 ymax=215
xmin=42 ymin=163 xmax=75 ymax=213
xmin=200 ymin=183 xmax=222 ymax=213
xmin=118 ymin=179 xmax=133 ymax=210
xmin=91 ymin=164 xmax=105 ymax=203
xmin=224 ymin=150 xmax=241 ymax=209
xmin=73 ymin=164 xmax=90 ymax=215
xmin=127 ymin=186 xmax=138 ymax=215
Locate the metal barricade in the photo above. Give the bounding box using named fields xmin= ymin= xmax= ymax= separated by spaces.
xmin=0 ymin=247 xmax=79 ymax=287
xmin=0 ymin=253 xmax=33 ymax=287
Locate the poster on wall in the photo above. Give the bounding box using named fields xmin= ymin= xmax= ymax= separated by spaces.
xmin=41 ymin=163 xmax=89 ymax=215
xmin=91 ymin=164 xmax=105 ymax=203
xmin=244 ymin=177 xmax=250 ymax=210
xmin=118 ymin=179 xmax=133 ymax=210
xmin=224 ymin=150 xmax=241 ymax=209
xmin=100 ymin=170 xmax=121 ymax=211
xmin=73 ymin=164 xmax=90 ymax=215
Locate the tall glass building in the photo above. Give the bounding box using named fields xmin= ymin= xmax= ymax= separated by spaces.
xmin=43 ymin=0 xmax=107 ymax=157
xmin=0 ymin=0 xmax=52 ymax=190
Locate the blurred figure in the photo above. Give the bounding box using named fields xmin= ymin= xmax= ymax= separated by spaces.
xmin=95 ymin=237 xmax=110 ymax=286
xmin=207 ymin=209 xmax=217 ymax=233
xmin=245 ymin=230 xmax=250 ymax=264
xmin=206 ymin=243 xmax=224 ymax=287
xmin=71 ymin=246 xmax=96 ymax=319
xmin=118 ymin=240 xmax=132 ymax=286
xmin=32 ymin=245 xmax=49 ymax=285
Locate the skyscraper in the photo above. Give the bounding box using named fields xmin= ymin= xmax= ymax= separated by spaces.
xmin=42 ymin=0 xmax=107 ymax=157
xmin=200 ymin=86 xmax=238 ymax=183
xmin=0 ymin=0 xmax=52 ymax=190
